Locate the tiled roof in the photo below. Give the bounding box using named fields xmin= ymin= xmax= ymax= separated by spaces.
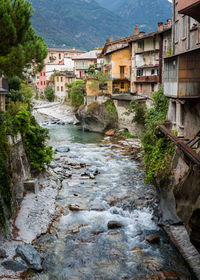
xmin=73 ymin=50 xmax=102 ymax=60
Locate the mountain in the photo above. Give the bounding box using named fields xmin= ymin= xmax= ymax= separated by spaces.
xmin=96 ymin=0 xmax=172 ymax=32
xmin=29 ymin=0 xmax=133 ymax=50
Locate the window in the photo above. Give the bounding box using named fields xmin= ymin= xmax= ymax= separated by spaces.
xmin=175 ymin=21 xmax=179 ymax=43
xmin=41 ymin=81 xmax=43 ymax=86
xmin=69 ymin=78 xmax=72 ymax=84
xmin=61 ymin=77 xmax=63 ymax=82
xmin=172 ymin=101 xmax=176 ymax=123
xmin=61 ymin=86 xmax=63 ymax=91
xmin=121 ymin=82 xmax=125 ymax=89
xmin=182 ymin=16 xmax=186 ymax=39
xmin=57 ymin=77 xmax=59 ymax=82
xmin=151 ymin=83 xmax=155 ymax=92
xmin=43 ymin=72 xmax=45 ymax=76
xmin=57 ymin=86 xmax=59 ymax=91
xmin=138 ymin=40 xmax=144 ymax=51
xmin=151 ymin=69 xmax=155 ymax=75
xmin=44 ymin=81 xmax=45 ymax=85
xmin=59 ymin=53 xmax=61 ymax=59
xmin=136 ymin=69 xmax=143 ymax=76
xmin=120 ymin=66 xmax=125 ymax=74
xmin=164 ymin=39 xmax=167 ymax=52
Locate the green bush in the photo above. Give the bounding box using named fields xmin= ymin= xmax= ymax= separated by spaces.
xmin=141 ymin=88 xmax=174 ymax=184
xmin=118 ymin=131 xmax=137 ymax=138
xmin=125 ymin=99 xmax=147 ymax=125
xmin=68 ymin=80 xmax=85 ymax=110
xmin=104 ymin=100 xmax=118 ymax=120
xmin=44 ymin=86 xmax=55 ymax=102
xmin=0 ymin=111 xmax=12 ymax=228
xmin=7 ymin=105 xmax=53 ymax=171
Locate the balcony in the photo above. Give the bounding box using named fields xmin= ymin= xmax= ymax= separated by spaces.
xmin=112 ymin=73 xmax=131 ymax=80
xmin=178 ymin=0 xmax=200 ymax=22
xmin=136 ymin=75 xmax=159 ymax=83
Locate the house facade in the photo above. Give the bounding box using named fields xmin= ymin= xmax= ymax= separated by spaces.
xmin=73 ymin=50 xmax=102 ymax=79
xmin=35 ymin=48 xmax=85 ymax=91
xmin=101 ymin=32 xmax=138 ymax=94
xmin=130 ymin=21 xmax=172 ymax=103
xmin=164 ymin=0 xmax=200 ymax=138
xmin=54 ymin=71 xmax=76 ymax=100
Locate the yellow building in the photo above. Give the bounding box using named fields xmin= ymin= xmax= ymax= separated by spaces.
xmin=54 ymin=72 xmax=76 ymax=100
xmin=101 ymin=35 xmax=136 ymax=94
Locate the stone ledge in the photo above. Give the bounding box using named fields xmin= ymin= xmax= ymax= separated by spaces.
xmin=164 ymin=225 xmax=200 ymax=280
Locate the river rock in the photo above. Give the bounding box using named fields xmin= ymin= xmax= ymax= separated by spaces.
xmin=150 ymin=270 xmax=178 ymax=280
xmin=146 ymin=235 xmax=160 ymax=244
xmin=108 ymin=221 xmax=123 ymax=229
xmin=16 ymin=244 xmax=42 ymax=271
xmin=55 ymin=146 xmax=70 ymax=153
xmin=105 ymin=129 xmax=115 ymax=136
xmin=0 ymin=248 xmax=7 ymax=258
xmin=68 ymin=204 xmax=82 ymax=211
xmin=2 ymin=260 xmax=27 ymax=272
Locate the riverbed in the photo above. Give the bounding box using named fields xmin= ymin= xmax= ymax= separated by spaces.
xmin=27 ymin=114 xmax=195 ymax=280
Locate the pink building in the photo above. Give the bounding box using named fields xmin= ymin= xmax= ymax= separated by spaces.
xmin=37 ymin=66 xmax=46 ymax=90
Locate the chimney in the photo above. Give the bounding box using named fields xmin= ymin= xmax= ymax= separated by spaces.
xmin=166 ymin=19 xmax=171 ymax=28
xmin=110 ymin=35 xmax=113 ymax=42
xmin=134 ymin=24 xmax=139 ymax=36
xmin=158 ymin=22 xmax=164 ymax=32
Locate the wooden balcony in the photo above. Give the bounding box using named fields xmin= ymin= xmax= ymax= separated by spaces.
xmin=178 ymin=0 xmax=200 ymax=22
xmin=136 ymin=75 xmax=159 ymax=83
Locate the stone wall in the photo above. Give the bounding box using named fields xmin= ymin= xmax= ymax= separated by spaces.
xmin=113 ymin=99 xmax=143 ymax=137
xmin=8 ymin=134 xmax=31 ymax=208
xmin=158 ymin=147 xmax=200 ymax=252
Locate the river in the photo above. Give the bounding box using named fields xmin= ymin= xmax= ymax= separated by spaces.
xmin=30 ymin=114 xmax=195 ymax=280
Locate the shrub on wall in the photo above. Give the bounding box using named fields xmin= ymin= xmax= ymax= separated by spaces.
xmin=68 ymin=80 xmax=85 ymax=110
xmin=141 ymin=88 xmax=174 ymax=184
xmin=44 ymin=86 xmax=55 ymax=102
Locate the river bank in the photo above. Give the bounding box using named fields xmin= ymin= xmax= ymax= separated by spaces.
xmin=0 ymin=102 xmax=197 ymax=279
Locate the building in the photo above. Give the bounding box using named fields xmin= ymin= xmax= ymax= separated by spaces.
xmin=101 ymin=31 xmax=139 ymax=94
xmin=46 ymin=48 xmax=85 ymax=65
xmin=37 ymin=66 xmax=46 ymax=90
xmin=164 ymin=0 xmax=200 ymax=138
xmin=0 ymin=77 xmax=9 ymax=111
xmin=54 ymin=71 xmax=76 ymax=100
xmin=73 ymin=50 xmax=103 ymax=79
xmin=129 ymin=21 xmax=171 ymax=103
xmin=35 ymin=48 xmax=85 ymax=91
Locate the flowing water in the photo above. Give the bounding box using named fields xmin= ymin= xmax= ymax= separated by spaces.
xmin=31 ymin=115 xmax=195 ymax=280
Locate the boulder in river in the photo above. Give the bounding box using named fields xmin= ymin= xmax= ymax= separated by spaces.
xmin=2 ymin=259 xmax=27 ymax=272
xmin=76 ymin=100 xmax=118 ymax=133
xmin=107 ymin=221 xmax=123 ymax=229
xmin=16 ymin=244 xmax=42 ymax=271
xmin=55 ymin=146 xmax=70 ymax=153
xmin=0 ymin=248 xmax=7 ymax=258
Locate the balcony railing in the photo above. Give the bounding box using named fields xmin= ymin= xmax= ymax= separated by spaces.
xmin=112 ymin=73 xmax=131 ymax=80
xmin=178 ymin=0 xmax=200 ymax=22
xmin=136 ymin=75 xmax=159 ymax=83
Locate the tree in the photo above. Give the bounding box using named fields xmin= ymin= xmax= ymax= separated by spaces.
xmin=68 ymin=80 xmax=85 ymax=110
xmin=0 ymin=0 xmax=48 ymax=77
xmin=44 ymin=86 xmax=55 ymax=102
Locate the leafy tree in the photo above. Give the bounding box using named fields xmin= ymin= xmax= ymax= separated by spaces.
xmin=44 ymin=86 xmax=55 ymax=102
xmin=0 ymin=0 xmax=48 ymax=77
xmin=68 ymin=80 xmax=85 ymax=110
xmin=87 ymin=64 xmax=96 ymax=77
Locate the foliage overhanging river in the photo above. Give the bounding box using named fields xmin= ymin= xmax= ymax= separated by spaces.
xmin=30 ymin=113 xmax=195 ymax=280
